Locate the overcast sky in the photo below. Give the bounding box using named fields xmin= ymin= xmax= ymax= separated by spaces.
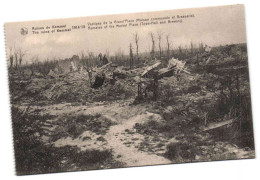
xmin=5 ymin=4 xmax=246 ymax=63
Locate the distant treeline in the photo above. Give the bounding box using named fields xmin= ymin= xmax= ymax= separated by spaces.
xmin=8 ymin=43 xmax=247 ymax=76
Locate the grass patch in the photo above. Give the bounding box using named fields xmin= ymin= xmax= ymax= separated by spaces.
xmin=52 ymin=113 xmax=116 ymax=141
xmin=164 ymin=142 xmax=196 ymax=161
xmin=11 ymin=107 xmax=121 ymax=175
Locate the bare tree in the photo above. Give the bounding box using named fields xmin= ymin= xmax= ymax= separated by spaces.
xmin=18 ymin=48 xmax=28 ymax=66
xmin=166 ymin=34 xmax=171 ymax=60
xmin=80 ymin=51 xmax=86 ymax=67
xmin=199 ymin=42 xmax=204 ymax=53
xmin=149 ymin=32 xmax=155 ymax=59
xmin=129 ymin=43 xmax=134 ymax=69
xmin=31 ymin=55 xmax=39 ymax=76
xmin=14 ymin=50 xmax=19 ymax=69
xmin=9 ymin=47 xmax=14 ymax=69
xmin=184 ymin=45 xmax=188 ymax=57
xmin=157 ymin=31 xmax=163 ymax=59
xmin=89 ymin=51 xmax=96 ymax=67
xmin=80 ymin=51 xmax=92 ymax=85
xmin=133 ymin=32 xmax=139 ymax=59
xmin=190 ymin=41 xmax=194 ymax=55
xmin=178 ymin=45 xmax=183 ymax=58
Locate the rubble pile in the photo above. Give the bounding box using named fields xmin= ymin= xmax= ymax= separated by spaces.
xmin=10 ymin=57 xmax=194 ymax=104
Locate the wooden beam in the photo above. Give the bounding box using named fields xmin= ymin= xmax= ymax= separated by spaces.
xmin=202 ymin=119 xmax=235 ymax=131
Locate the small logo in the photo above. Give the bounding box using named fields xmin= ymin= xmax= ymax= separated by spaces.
xmin=20 ymin=27 xmax=28 ymax=35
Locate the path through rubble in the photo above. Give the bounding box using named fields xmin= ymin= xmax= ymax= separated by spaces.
xmin=22 ymin=98 xmax=171 ymax=167
xmin=105 ymin=113 xmax=171 ymax=167
xmin=84 ymin=99 xmax=171 ymax=166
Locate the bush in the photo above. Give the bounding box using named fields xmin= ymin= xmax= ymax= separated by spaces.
xmin=12 ymin=107 xmax=116 ymax=175
xmin=134 ymin=119 xmax=170 ymax=135
xmin=164 ymin=142 xmax=196 ymax=161
xmin=52 ymin=114 xmax=116 ymax=141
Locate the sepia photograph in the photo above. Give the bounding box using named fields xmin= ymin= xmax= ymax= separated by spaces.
xmin=4 ymin=4 xmax=255 ymax=175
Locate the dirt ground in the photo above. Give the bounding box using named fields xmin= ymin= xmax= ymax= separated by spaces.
xmin=10 ymin=44 xmax=255 ymax=175
xmin=16 ymin=94 xmax=254 ymax=169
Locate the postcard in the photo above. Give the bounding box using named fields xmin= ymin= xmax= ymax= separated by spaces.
xmin=4 ymin=4 xmax=254 ymax=175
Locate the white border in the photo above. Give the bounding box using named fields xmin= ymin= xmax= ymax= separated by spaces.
xmin=0 ymin=0 xmax=259 ymax=179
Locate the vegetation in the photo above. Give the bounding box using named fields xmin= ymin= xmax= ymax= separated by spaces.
xmin=12 ymin=106 xmax=122 ymax=175
xmin=8 ymin=41 xmax=254 ymax=175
